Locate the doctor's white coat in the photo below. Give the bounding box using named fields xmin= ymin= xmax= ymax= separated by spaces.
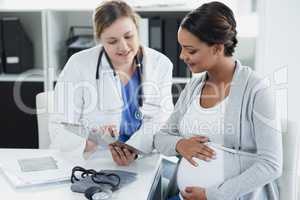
xmin=49 ymin=45 xmax=174 ymax=155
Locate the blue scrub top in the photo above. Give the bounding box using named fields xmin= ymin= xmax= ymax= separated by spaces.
xmin=118 ymin=70 xmax=142 ymax=142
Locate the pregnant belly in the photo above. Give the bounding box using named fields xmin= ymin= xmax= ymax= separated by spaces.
xmin=177 ymin=145 xmax=226 ymax=192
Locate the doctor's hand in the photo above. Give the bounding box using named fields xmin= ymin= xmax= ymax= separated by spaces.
xmin=109 ymin=145 xmax=137 ymax=166
xmin=91 ymin=124 xmax=119 ymax=138
xmin=175 ymin=136 xmax=215 ymax=166
xmin=181 ymin=187 xmax=207 ymax=200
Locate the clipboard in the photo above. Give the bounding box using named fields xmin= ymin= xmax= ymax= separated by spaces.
xmin=51 ymin=121 xmax=147 ymax=155
xmin=51 ymin=121 xmax=118 ymax=145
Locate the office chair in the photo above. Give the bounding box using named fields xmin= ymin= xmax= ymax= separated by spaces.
xmin=36 ymin=91 xmax=54 ymax=149
xmin=278 ymin=119 xmax=300 ymax=200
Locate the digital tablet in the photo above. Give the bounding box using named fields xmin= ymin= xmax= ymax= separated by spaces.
xmin=109 ymin=141 xmax=146 ymax=155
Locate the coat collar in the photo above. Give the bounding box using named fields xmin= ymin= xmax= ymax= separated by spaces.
xmin=97 ymin=45 xmax=149 ymax=76
xmin=224 ymin=60 xmax=252 ymax=149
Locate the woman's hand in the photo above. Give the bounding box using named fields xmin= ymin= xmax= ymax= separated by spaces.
xmin=176 ymin=136 xmax=215 ymax=166
xmin=181 ymin=187 xmax=207 ymax=200
xmin=109 ymin=145 xmax=137 ymax=166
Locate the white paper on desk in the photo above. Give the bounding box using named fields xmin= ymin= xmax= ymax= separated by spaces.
xmin=0 ymin=153 xmax=73 ymax=188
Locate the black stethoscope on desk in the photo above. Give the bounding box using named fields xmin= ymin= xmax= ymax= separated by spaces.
xmin=71 ymin=166 xmax=120 ymax=200
xmin=95 ymin=47 xmax=144 ymax=119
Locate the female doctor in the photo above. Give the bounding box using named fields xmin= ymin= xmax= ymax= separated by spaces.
xmin=49 ymin=0 xmax=174 ymax=165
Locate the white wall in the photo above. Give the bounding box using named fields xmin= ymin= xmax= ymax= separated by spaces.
xmin=256 ymin=0 xmax=300 ymax=179
xmin=255 ymin=0 xmax=300 ymax=123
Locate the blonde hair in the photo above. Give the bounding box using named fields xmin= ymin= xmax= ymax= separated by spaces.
xmin=93 ymin=0 xmax=140 ymax=40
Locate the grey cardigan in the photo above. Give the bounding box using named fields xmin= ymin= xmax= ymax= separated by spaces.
xmin=154 ymin=61 xmax=282 ymax=200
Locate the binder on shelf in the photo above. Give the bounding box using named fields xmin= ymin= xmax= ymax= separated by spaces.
xmin=2 ymin=17 xmax=33 ymax=74
xmin=164 ymin=18 xmax=178 ymax=77
xmin=66 ymin=26 xmax=95 ymax=60
xmin=0 ymin=19 xmax=4 ymax=74
xmin=149 ymin=17 xmax=163 ymax=53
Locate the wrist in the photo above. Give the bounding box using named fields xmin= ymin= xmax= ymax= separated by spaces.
xmin=175 ymin=138 xmax=185 ymax=154
xmin=84 ymin=139 xmax=97 ymax=153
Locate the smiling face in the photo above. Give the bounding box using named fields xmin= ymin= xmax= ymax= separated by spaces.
xmin=177 ymin=27 xmax=220 ymax=73
xmin=100 ymin=17 xmax=140 ymax=67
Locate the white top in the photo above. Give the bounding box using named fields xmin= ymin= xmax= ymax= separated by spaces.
xmin=177 ymin=95 xmax=228 ymax=193
xmin=179 ymin=95 xmax=228 ymax=142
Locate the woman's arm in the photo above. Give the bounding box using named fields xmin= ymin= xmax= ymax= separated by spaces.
xmin=153 ymin=79 xmax=191 ymax=156
xmin=206 ymin=86 xmax=283 ymax=200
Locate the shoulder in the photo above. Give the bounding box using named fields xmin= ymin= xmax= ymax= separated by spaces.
xmin=186 ymin=73 xmax=206 ymax=89
xmin=235 ymin=61 xmax=270 ymax=93
xmin=177 ymin=74 xmax=206 ymax=103
xmin=58 ymin=45 xmax=101 ymax=80
xmin=244 ymin=66 xmax=270 ymax=94
xmin=238 ymin=63 xmax=276 ymax=116
xmin=67 ymin=45 xmax=100 ymax=65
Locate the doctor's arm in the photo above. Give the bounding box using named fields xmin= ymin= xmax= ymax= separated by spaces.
xmin=48 ymin=56 xmax=89 ymax=154
xmin=205 ymin=86 xmax=282 ymax=200
xmin=126 ymin=57 xmax=174 ymax=154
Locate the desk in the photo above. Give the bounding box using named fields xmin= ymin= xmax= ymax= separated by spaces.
xmin=0 ymin=149 xmax=163 ymax=200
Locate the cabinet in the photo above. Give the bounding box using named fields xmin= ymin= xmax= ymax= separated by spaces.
xmin=0 ymin=4 xmax=258 ymax=90
xmin=0 ymin=81 xmax=43 ymax=148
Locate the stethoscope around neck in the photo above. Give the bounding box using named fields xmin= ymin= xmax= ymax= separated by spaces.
xmin=95 ymin=47 xmax=144 ymax=119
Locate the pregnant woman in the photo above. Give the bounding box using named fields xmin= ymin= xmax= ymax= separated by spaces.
xmin=154 ymin=1 xmax=282 ymax=200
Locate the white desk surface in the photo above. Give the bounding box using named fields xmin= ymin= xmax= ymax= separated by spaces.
xmin=0 ymin=149 xmax=162 ymax=200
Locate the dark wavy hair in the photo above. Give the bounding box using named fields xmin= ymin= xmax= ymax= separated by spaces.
xmin=180 ymin=1 xmax=238 ymax=56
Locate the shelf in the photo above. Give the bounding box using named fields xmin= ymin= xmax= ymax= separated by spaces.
xmin=0 ymin=1 xmax=259 ymax=90
xmin=0 ymin=11 xmax=46 ymax=70
xmin=46 ymin=10 xmax=94 ymax=72
xmin=172 ymin=77 xmax=190 ymax=84
xmin=0 ymin=69 xmax=44 ymax=82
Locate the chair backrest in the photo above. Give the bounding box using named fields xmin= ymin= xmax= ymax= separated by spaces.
xmin=279 ymin=119 xmax=300 ymax=200
xmin=36 ymin=91 xmax=54 ymax=149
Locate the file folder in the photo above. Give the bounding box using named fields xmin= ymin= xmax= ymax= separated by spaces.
xmin=66 ymin=26 xmax=95 ymax=59
xmin=149 ymin=18 xmax=163 ymax=52
xmin=0 ymin=19 xmax=4 ymax=74
xmin=164 ymin=18 xmax=178 ymax=77
xmin=2 ymin=17 xmax=33 ymax=74
xmin=176 ymin=19 xmax=191 ymax=78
